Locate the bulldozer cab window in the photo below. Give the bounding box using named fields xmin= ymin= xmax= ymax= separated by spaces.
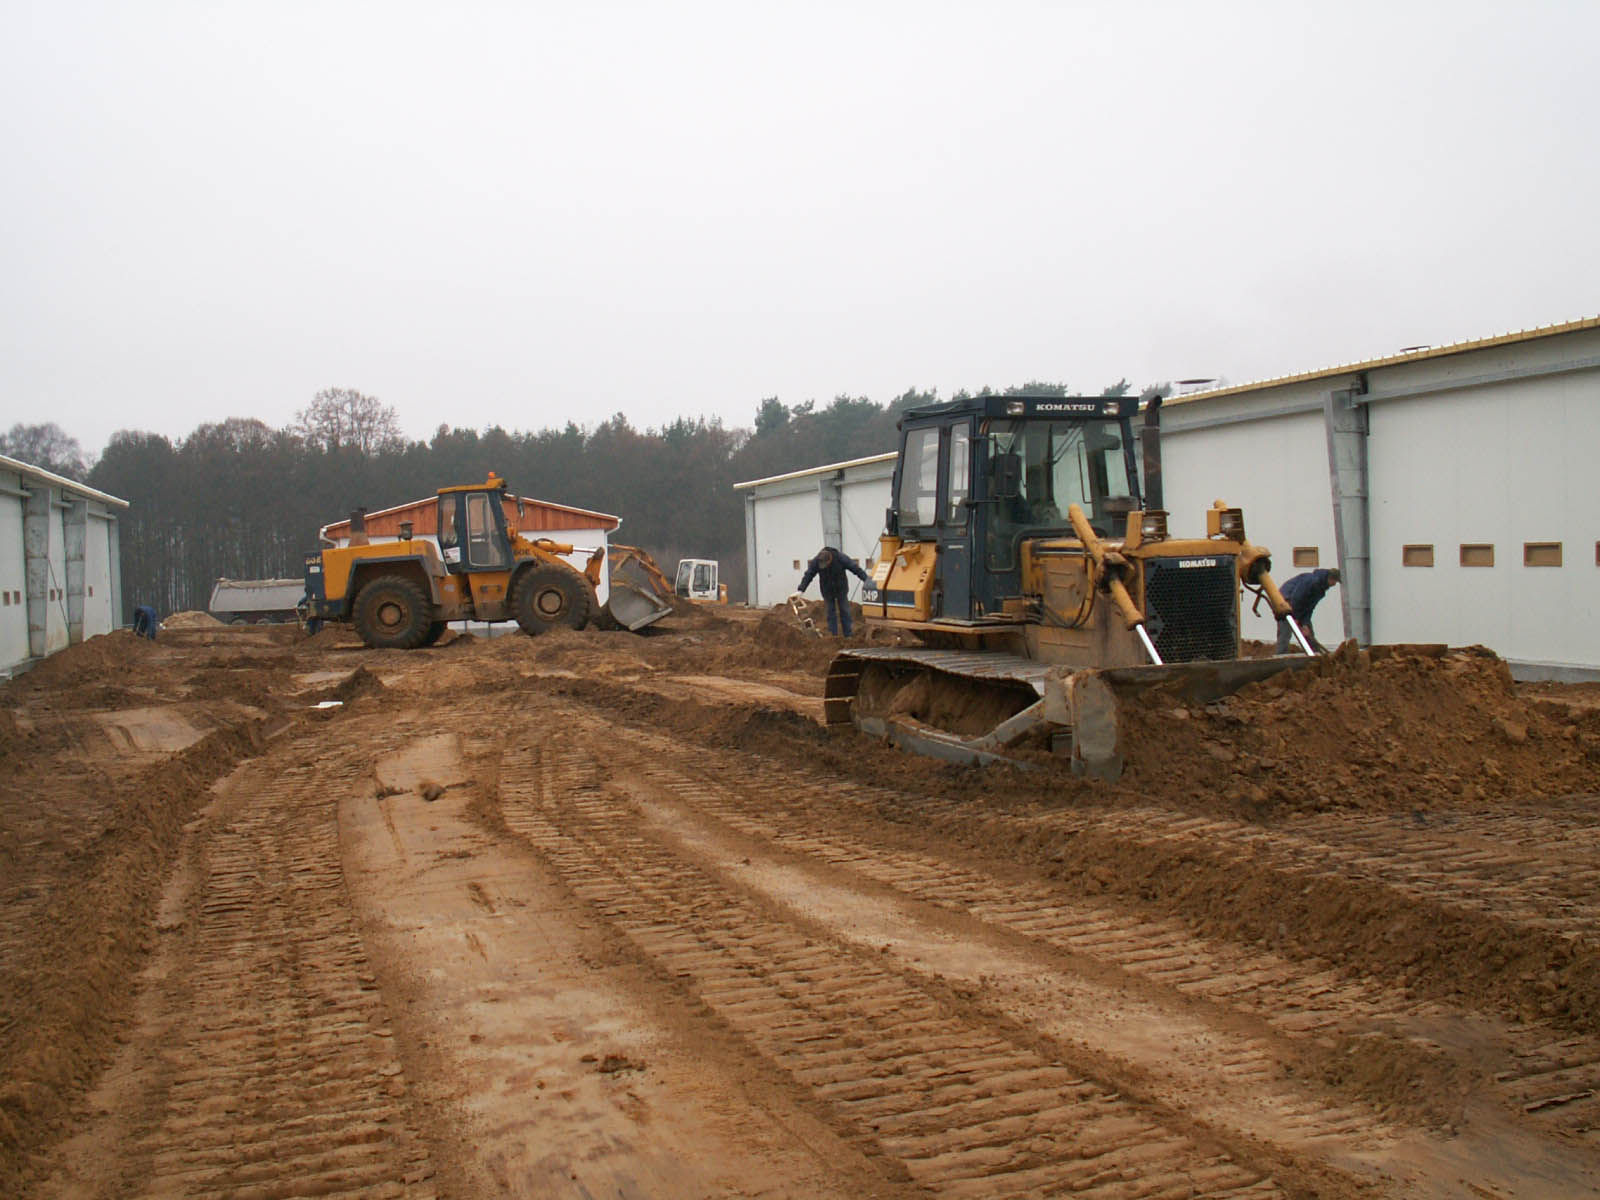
xmin=986 ymin=418 xmax=1136 ymax=567
xmin=465 ymin=492 xmax=510 ymax=570
xmin=897 ymin=426 xmax=941 ymax=529
xmin=945 ymin=424 xmax=970 ymax=523
xmin=693 ymin=562 xmax=714 ymax=594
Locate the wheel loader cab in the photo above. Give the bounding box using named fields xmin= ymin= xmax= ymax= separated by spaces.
xmin=887 ymin=394 xmax=1142 ymax=620
xmin=436 ymin=486 xmax=513 ymax=573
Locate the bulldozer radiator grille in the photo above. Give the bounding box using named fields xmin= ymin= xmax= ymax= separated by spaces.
xmin=1142 ymin=555 xmax=1238 ymax=663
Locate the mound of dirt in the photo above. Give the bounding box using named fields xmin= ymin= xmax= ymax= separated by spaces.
xmin=739 ymin=612 xmax=839 ymax=671
xmin=163 ymin=610 xmax=223 ymax=628
xmin=1119 ymin=644 xmax=1600 ymax=817
xmin=4 ymin=631 xmax=161 ymax=694
xmin=333 ymin=666 xmax=386 ymax=702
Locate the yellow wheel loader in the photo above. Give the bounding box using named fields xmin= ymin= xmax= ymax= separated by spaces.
xmin=824 ymin=393 xmax=1320 ymax=778
xmin=302 ymin=474 xmax=606 ymax=649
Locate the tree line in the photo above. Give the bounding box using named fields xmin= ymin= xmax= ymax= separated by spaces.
xmin=5 ymin=378 xmax=1130 ymax=617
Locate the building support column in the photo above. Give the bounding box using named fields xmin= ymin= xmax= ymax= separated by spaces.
xmin=743 ymin=492 xmax=759 ymax=607
xmin=66 ymin=499 xmax=87 ymax=644
xmin=108 ymin=516 xmax=123 ymax=628
xmin=818 ymin=473 xmax=843 ymax=551
xmin=1324 ymin=387 xmax=1371 ymax=645
xmin=23 ymin=484 xmax=53 ymax=660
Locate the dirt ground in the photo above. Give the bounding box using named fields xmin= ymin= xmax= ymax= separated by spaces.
xmin=4 ymin=606 xmax=1600 ymax=1198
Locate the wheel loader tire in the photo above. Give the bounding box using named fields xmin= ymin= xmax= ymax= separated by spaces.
xmin=419 ymin=620 xmax=448 ymax=647
xmin=512 ymin=565 xmax=593 ymax=635
xmin=352 ymin=576 xmax=433 ymax=649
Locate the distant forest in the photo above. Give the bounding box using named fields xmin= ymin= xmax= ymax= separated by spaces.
xmin=4 ymin=379 xmax=1129 ymax=615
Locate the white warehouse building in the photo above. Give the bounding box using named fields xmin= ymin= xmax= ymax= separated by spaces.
xmin=1 ymin=454 xmax=128 ymax=677
xmin=736 ymin=315 xmax=1600 ymax=679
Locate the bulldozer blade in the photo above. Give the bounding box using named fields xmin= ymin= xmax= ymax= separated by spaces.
xmin=1097 ymin=655 xmax=1322 ymax=704
xmin=828 ymin=647 xmax=1325 ymax=781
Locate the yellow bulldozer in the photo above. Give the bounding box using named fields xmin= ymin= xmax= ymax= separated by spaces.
xmin=302 ymin=474 xmax=610 ymax=648
xmin=824 ymin=392 xmax=1320 ymax=778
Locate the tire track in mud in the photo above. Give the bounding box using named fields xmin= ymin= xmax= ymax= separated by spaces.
xmin=596 ymin=730 xmax=1427 ymax=1129
xmin=554 ymin=695 xmax=1600 ymax=1158
xmin=611 ymin=725 xmax=1438 ymax=1037
xmin=47 ymin=751 xmax=437 ymax=1200
xmin=490 ymin=734 xmax=1286 ymax=1199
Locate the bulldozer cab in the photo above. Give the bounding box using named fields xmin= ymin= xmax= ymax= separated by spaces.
xmin=436 ymin=479 xmax=514 ymax=574
xmin=891 ymin=394 xmax=1142 ymax=619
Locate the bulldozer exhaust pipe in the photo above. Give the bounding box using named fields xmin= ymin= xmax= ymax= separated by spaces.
xmin=1140 ymin=389 xmax=1164 ymax=512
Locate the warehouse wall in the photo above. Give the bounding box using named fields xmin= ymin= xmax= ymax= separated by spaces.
xmin=84 ymin=515 xmax=117 ymax=637
xmin=742 ymin=458 xmax=897 ymax=608
xmin=748 ymin=486 xmax=821 ymax=607
xmin=44 ymin=500 xmax=68 ymax=656
xmin=0 ymin=491 xmax=26 ymax=668
xmin=840 ymin=472 xmax=894 ymax=564
xmin=1 ymin=459 xmax=128 ymax=676
xmin=1161 ymin=402 xmax=1342 ymax=645
xmin=1368 ymin=370 xmax=1598 ymax=668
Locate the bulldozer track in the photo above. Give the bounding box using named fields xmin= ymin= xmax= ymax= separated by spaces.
xmin=545 ymin=694 xmax=1600 ymax=1149
xmin=45 ymin=753 xmax=437 ymax=1200
xmin=488 ymin=727 xmax=1286 ymax=1198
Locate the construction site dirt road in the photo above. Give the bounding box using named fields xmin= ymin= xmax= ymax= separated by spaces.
xmin=5 ymin=606 xmax=1600 ymax=1198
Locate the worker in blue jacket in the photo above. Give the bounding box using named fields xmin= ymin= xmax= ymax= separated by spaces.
xmin=1275 ymin=568 xmax=1340 ymax=654
xmin=798 ymin=546 xmax=872 ymax=637
xmin=132 ymin=604 xmax=159 ymax=640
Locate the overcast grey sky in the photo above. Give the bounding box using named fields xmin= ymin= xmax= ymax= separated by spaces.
xmin=3 ymin=0 xmax=1597 ymax=456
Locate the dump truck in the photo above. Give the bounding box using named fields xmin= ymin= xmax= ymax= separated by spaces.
xmin=823 ymin=392 xmax=1319 ymax=778
xmin=209 ymin=578 xmax=306 ymax=624
xmin=302 ymin=474 xmax=608 ymax=648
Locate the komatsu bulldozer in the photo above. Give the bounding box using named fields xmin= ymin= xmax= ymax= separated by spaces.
xmin=824 ymin=392 xmax=1320 ymax=778
xmin=302 ymin=474 xmax=605 ymax=649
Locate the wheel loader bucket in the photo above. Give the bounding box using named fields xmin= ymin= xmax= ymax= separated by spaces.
xmin=605 ymin=554 xmax=674 ymax=631
xmin=827 ymin=648 xmax=1322 ymax=781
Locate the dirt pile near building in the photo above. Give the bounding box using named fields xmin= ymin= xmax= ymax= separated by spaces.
xmin=0 ymin=630 xmax=161 ymax=697
xmin=1119 ymin=644 xmax=1600 ymax=817
xmin=163 ymin=610 xmax=223 ymax=628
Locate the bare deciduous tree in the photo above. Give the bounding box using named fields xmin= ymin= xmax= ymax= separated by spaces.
xmin=0 ymin=422 xmax=91 ymax=480
xmin=293 ymin=388 xmax=404 ymax=455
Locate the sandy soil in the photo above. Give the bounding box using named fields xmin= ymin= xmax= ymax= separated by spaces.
xmin=4 ymin=611 xmax=1600 ymax=1198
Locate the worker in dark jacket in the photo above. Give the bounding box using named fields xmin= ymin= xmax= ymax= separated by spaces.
xmin=132 ymin=604 xmax=159 ymax=641
xmin=797 ymin=546 xmax=872 ymax=637
xmin=1275 ymin=568 xmax=1340 ymax=653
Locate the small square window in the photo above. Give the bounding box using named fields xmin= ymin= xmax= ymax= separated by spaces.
xmin=1292 ymin=546 xmax=1319 ymax=568
xmin=1402 ymin=544 xmax=1434 ymax=567
xmin=1 ymin=592 xmax=8 ymax=607
xmin=1459 ymin=544 xmax=1495 ymax=567
xmin=88 ymin=586 xmax=94 ymax=597
xmin=793 ymin=559 xmax=801 ymax=570
xmin=1524 ymin=542 xmax=1562 ymax=567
